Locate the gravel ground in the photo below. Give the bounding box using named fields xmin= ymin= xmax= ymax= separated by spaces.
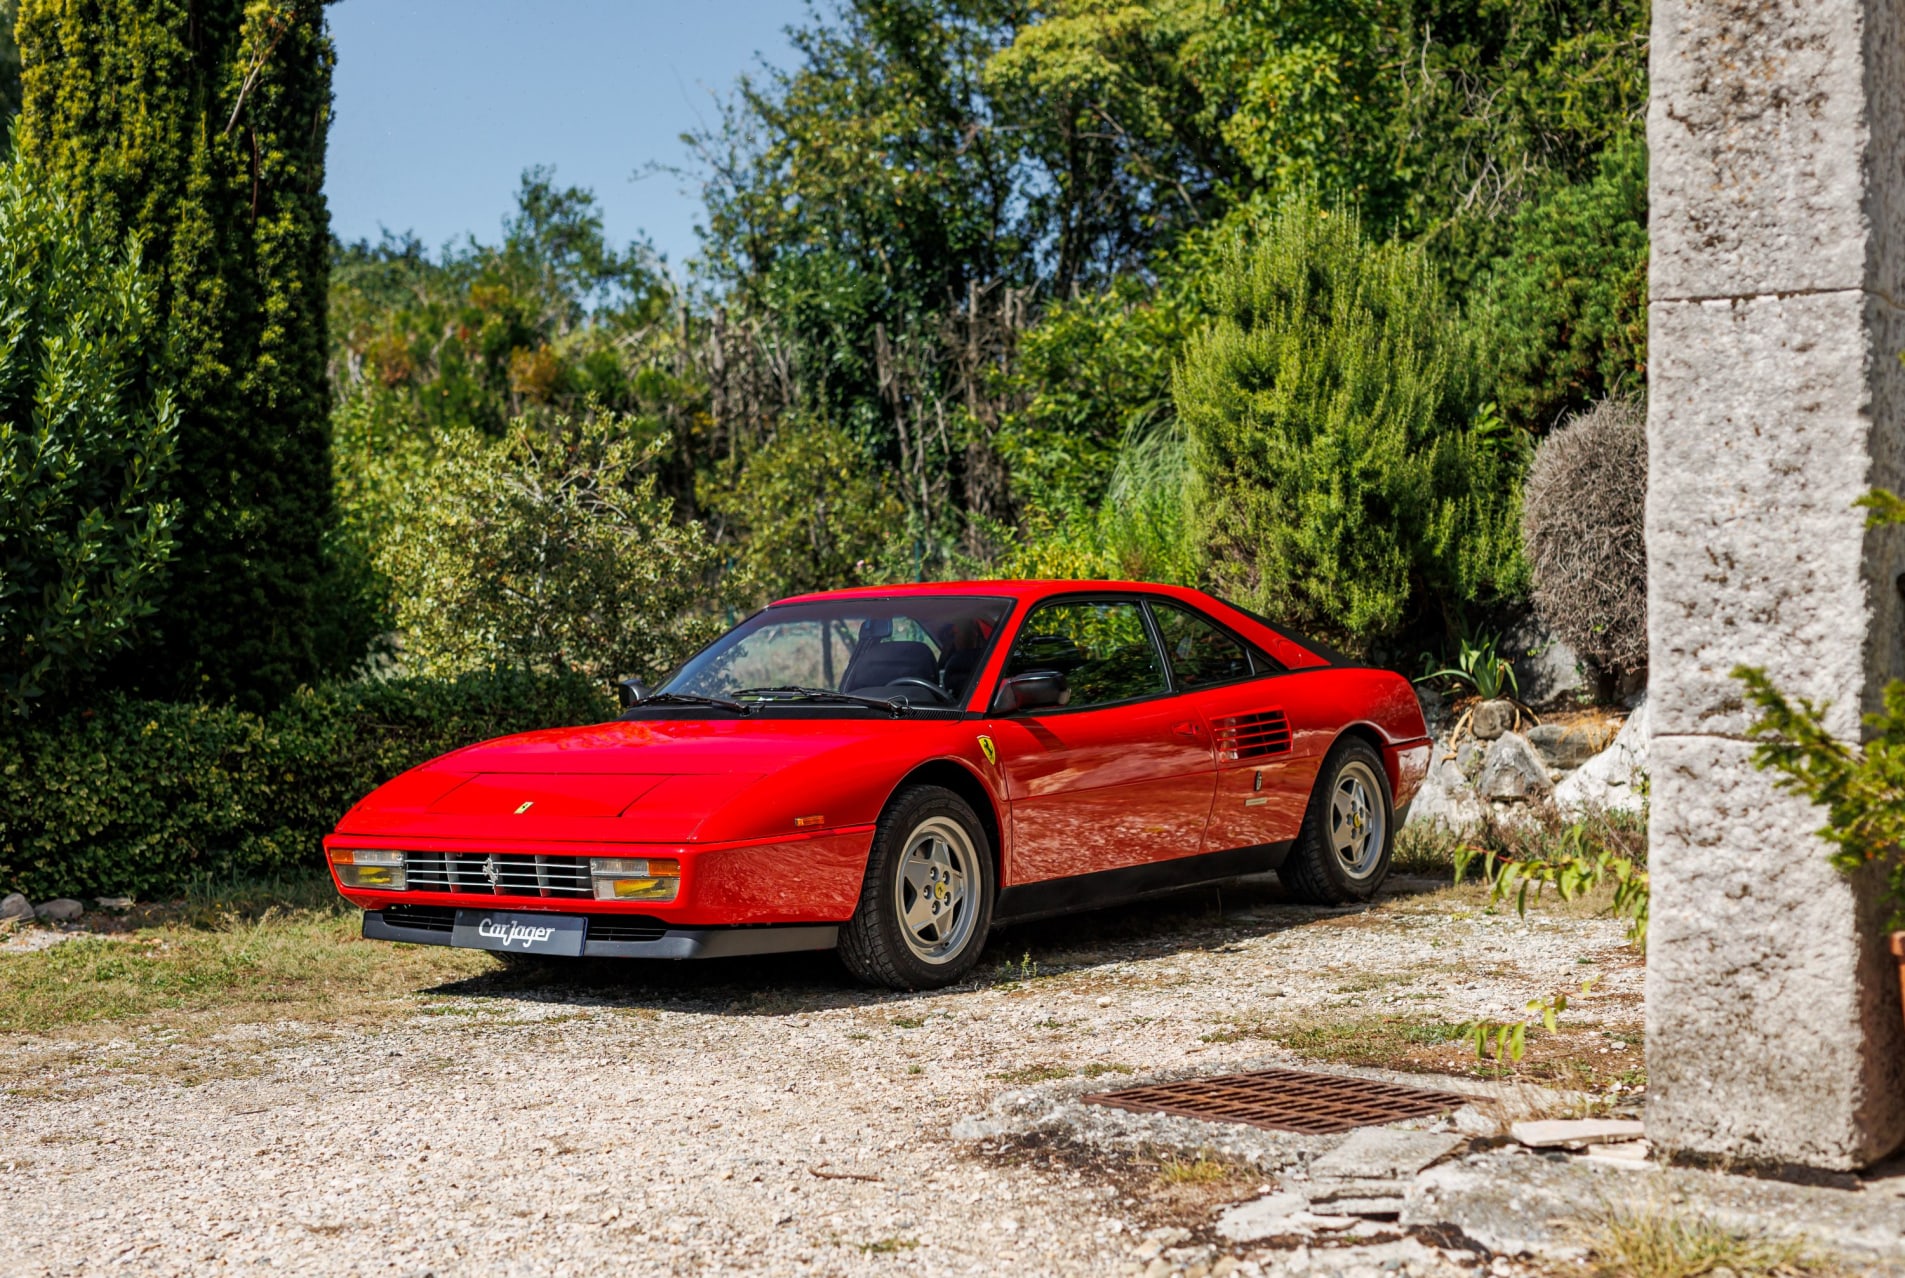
xmin=0 ymin=877 xmax=1641 ymax=1277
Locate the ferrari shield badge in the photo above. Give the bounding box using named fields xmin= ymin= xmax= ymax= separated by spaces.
xmin=977 ymin=735 xmax=997 ymax=765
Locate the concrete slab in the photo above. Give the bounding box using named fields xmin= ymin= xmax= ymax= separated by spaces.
xmin=1510 ymin=1118 xmax=1646 ymax=1149
xmin=1309 ymin=1128 xmax=1464 ymax=1180
xmin=1405 ymin=1148 xmax=1905 ymax=1269
xmin=1214 ymin=1192 xmax=1307 ymax=1241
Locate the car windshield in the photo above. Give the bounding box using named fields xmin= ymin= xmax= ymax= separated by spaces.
xmin=661 ymin=596 xmax=1013 ymax=709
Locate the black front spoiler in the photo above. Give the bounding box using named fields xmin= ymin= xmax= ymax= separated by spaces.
xmin=362 ymin=909 xmax=839 ymax=960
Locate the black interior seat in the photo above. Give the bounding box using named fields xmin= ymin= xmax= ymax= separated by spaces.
xmin=841 ymin=640 xmax=939 ymax=692
xmin=938 ymin=645 xmax=984 ymax=698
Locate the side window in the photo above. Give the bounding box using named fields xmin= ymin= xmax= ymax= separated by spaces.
xmin=1151 ymin=602 xmax=1255 ymax=689
xmin=1003 ymin=600 xmax=1166 ymax=709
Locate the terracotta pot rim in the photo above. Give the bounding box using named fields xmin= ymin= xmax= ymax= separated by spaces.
xmin=1891 ymin=931 xmax=1905 ymax=961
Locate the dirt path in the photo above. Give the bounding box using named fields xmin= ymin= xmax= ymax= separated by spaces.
xmin=0 ymin=879 xmax=1640 ymax=1276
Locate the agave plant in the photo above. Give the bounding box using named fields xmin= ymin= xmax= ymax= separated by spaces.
xmin=1418 ymin=633 xmax=1520 ymax=702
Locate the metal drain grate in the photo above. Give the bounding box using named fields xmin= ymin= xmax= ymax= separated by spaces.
xmin=1082 ymin=1067 xmax=1458 ymax=1135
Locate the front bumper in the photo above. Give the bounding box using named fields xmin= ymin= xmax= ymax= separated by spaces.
xmin=363 ymin=905 xmax=839 ymax=959
xmin=324 ymin=826 xmax=876 ymax=926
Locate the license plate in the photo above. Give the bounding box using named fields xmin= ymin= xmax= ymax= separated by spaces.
xmin=451 ymin=910 xmax=586 ymax=956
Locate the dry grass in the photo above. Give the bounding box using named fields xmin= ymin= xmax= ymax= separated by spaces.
xmin=0 ymin=877 xmax=492 ymax=1039
xmin=1155 ymin=1154 xmax=1231 ymax=1186
xmin=1573 ymin=1200 xmax=1830 ymax=1278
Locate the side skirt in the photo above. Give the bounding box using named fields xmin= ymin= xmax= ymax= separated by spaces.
xmin=992 ymin=841 xmax=1293 ymax=926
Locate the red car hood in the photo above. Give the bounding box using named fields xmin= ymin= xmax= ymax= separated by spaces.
xmin=335 ymin=717 xmax=945 ymax=844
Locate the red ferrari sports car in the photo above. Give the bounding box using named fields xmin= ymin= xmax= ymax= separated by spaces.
xmin=326 ymin=582 xmax=1431 ymax=988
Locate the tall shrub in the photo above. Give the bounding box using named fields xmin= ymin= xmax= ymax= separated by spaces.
xmin=1473 ymin=138 xmax=1649 ymax=433
xmin=708 ymin=418 xmax=905 ymax=598
xmin=15 ymin=0 xmax=336 ymax=707
xmin=377 ymin=409 xmax=738 ymax=686
xmin=1175 ymin=196 xmax=1524 ymax=650
xmin=0 ymin=157 xmax=178 ymax=715
xmin=1521 ymin=398 xmax=1648 ymax=676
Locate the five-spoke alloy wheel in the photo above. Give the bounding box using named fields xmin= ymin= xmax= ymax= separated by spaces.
xmin=1279 ymin=737 xmax=1395 ymax=905
xmin=840 ymin=785 xmax=995 ymax=989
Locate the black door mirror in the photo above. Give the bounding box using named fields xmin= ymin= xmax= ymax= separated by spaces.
xmin=616 ymin=678 xmax=651 ymax=708
xmin=994 ymin=670 xmax=1068 ymax=714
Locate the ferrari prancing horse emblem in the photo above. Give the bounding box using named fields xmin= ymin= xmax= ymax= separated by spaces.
xmin=514 ymin=800 xmax=534 ymax=815
xmin=977 ymin=735 xmax=997 ymax=765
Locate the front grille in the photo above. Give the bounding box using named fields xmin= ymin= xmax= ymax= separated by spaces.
xmin=379 ymin=904 xmax=456 ymax=933
xmin=403 ymin=852 xmax=594 ymax=898
xmin=1214 ymin=710 xmax=1292 ymax=761
xmin=587 ymin=916 xmax=669 ymax=943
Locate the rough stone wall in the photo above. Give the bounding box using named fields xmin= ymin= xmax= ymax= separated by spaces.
xmin=1646 ymin=0 xmax=1905 ymax=1169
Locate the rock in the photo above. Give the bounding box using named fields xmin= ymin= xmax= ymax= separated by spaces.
xmin=95 ymin=897 xmax=133 ymax=911
xmin=1402 ymin=757 xmax=1487 ymax=834
xmin=1310 ymin=1129 xmax=1464 ymax=1180
xmin=35 ymin=898 xmax=84 ymax=921
xmin=0 ymin=893 xmax=32 ymax=924
xmin=1455 ymin=740 xmax=1486 ymax=779
xmin=1470 ymin=699 xmax=1517 ymax=740
xmin=1510 ymin=1118 xmax=1646 ymax=1149
xmin=1215 ymin=1191 xmax=1307 ymax=1241
xmin=1476 ymin=733 xmax=1554 ymax=801
xmin=1505 ymin=614 xmax=1586 ymax=705
xmin=1525 ymin=723 xmax=1603 ymax=770
xmin=1414 ymin=685 xmax=1451 ymax=736
xmin=1554 ymin=695 xmax=1648 ymax=816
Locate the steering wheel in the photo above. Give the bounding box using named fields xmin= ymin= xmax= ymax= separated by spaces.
xmin=885 ymin=677 xmax=951 ymax=703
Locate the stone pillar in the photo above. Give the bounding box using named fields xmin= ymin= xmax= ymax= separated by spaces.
xmin=1646 ymin=0 xmax=1905 ymax=1169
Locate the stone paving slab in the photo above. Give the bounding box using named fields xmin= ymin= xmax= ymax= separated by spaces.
xmin=1404 ymin=1147 xmax=1905 ymax=1271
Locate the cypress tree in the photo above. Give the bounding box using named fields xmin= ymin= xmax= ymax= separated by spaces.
xmin=15 ymin=0 xmax=334 ymax=707
xmin=0 ymin=0 xmax=20 ymax=134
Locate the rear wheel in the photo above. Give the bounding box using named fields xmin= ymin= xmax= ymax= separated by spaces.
xmin=1278 ymin=738 xmax=1394 ymax=905
xmin=839 ymin=785 xmax=994 ymax=989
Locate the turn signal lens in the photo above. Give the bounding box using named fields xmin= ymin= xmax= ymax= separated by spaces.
xmin=591 ymin=857 xmax=680 ymax=902
xmin=331 ymin=849 xmax=405 ymax=890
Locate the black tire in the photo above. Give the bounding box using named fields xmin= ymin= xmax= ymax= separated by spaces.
xmin=1278 ymin=737 xmax=1395 ymax=905
xmin=838 ymin=784 xmax=995 ymax=990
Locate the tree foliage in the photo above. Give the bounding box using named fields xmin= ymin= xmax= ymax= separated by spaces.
xmin=707 ymin=419 xmax=906 ymax=598
xmin=1176 ymin=196 xmax=1525 ymax=650
xmin=1474 ymin=137 xmax=1648 ymax=432
xmin=376 ymin=408 xmax=737 ymax=686
xmin=0 ymin=157 xmax=178 ymax=715
xmin=15 ymin=0 xmax=336 ymax=708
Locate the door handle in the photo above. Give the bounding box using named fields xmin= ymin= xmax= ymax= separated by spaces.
xmin=1172 ymin=720 xmax=1204 ymax=741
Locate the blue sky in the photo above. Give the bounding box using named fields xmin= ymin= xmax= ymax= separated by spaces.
xmin=324 ymin=1 xmax=806 ymax=267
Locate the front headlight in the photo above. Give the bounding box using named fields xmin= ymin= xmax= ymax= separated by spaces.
xmin=331 ymin=848 xmax=406 ymax=890
xmin=592 ymin=857 xmax=680 ymax=902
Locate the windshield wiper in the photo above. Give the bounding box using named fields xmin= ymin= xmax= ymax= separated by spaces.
xmin=634 ymin=692 xmax=752 ymax=714
xmin=735 ymin=686 xmax=915 ymax=717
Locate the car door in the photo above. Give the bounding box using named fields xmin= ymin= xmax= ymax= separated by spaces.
xmin=1147 ymin=598 xmax=1320 ymax=853
xmin=984 ymin=597 xmax=1217 ymax=885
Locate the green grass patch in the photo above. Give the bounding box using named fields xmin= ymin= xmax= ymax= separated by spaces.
xmin=1574 ymin=1202 xmax=1826 ymax=1278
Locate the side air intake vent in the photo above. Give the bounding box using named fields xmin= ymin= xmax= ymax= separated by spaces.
xmin=1214 ymin=710 xmax=1292 ymax=761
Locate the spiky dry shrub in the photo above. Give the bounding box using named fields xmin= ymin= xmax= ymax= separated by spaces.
xmin=1521 ymin=398 xmax=1648 ymax=674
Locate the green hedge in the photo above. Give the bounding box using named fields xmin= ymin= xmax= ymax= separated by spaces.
xmin=0 ymin=671 xmax=615 ymax=901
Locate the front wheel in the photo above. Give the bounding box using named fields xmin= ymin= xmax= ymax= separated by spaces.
xmin=839 ymin=785 xmax=995 ymax=989
xmin=1278 ymin=738 xmax=1395 ymax=905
